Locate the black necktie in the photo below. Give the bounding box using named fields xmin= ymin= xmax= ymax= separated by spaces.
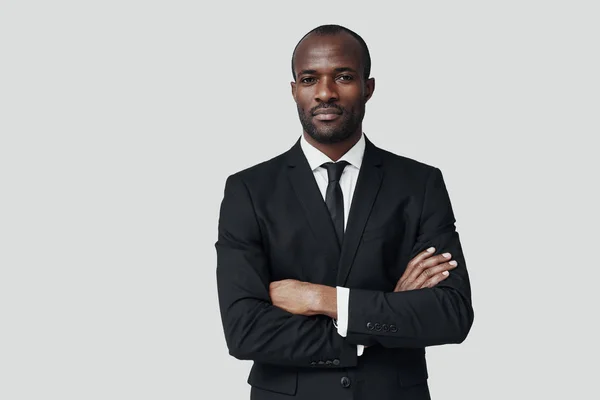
xmin=321 ymin=161 xmax=349 ymax=246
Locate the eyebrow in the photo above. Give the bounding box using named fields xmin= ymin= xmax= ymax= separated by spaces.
xmin=298 ymin=67 xmax=358 ymax=76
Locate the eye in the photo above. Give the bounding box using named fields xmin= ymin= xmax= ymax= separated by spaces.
xmin=300 ymin=77 xmax=316 ymax=84
xmin=337 ymin=74 xmax=354 ymax=82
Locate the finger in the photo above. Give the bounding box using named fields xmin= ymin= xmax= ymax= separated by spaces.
xmin=422 ymin=270 xmax=451 ymax=288
xmin=394 ymin=276 xmax=411 ymax=292
xmin=422 ymin=259 xmax=459 ymax=288
xmin=402 ymin=246 xmax=437 ymax=278
xmin=406 ymin=251 xmax=448 ymax=282
xmin=397 ymin=248 xmax=450 ymax=291
xmin=395 ymin=279 xmax=418 ymax=292
xmin=396 ymin=247 xmax=439 ymax=291
xmin=413 ymin=260 xmax=458 ymax=288
xmin=396 ymin=260 xmax=444 ymax=291
xmin=405 ymin=252 xmax=453 ymax=283
xmin=394 ymin=279 xmax=413 ymax=292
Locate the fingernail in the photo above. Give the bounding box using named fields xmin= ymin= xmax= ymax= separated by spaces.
xmin=443 ymin=252 xmax=451 ymax=258
xmin=427 ymin=247 xmax=435 ymax=253
xmin=449 ymin=260 xmax=457 ymax=266
xmin=442 ymin=271 xmax=449 ymax=276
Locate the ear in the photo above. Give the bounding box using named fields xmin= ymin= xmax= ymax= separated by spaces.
xmin=364 ymin=77 xmax=375 ymax=102
xmin=291 ymin=81 xmax=297 ymax=102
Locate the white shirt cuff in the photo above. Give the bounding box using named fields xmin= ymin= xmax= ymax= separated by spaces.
xmin=357 ymin=344 xmax=364 ymax=356
xmin=336 ymin=286 xmax=349 ymax=337
xmin=336 ymin=287 xmax=364 ymax=356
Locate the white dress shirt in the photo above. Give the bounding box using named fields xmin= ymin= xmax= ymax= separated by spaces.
xmin=299 ymin=132 xmax=365 ymax=356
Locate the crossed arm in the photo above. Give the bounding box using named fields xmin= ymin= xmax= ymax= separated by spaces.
xmin=269 ymin=248 xmax=457 ymax=317
xmin=215 ymin=168 xmax=474 ymax=368
xmin=215 ymin=174 xmax=358 ymax=368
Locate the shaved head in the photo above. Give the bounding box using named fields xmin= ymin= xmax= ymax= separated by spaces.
xmin=291 ymin=24 xmax=371 ymax=81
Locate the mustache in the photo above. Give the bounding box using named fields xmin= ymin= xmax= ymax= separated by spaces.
xmin=311 ymin=104 xmax=344 ymax=115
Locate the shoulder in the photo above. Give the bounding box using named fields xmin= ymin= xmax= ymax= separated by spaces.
xmin=224 ymin=149 xmax=290 ymax=191
xmin=372 ymin=142 xmax=440 ymax=184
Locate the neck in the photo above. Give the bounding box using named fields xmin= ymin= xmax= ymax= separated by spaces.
xmin=303 ymin=130 xmax=362 ymax=162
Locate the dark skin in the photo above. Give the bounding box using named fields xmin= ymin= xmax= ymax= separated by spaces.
xmin=270 ymin=247 xmax=459 ymax=318
xmin=291 ymin=32 xmax=373 ymax=161
xmin=270 ymin=32 xmax=457 ymax=336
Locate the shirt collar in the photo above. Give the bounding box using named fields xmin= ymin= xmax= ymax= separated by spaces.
xmin=300 ymin=132 xmax=365 ymax=172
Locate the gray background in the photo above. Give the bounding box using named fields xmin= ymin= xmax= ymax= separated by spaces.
xmin=1 ymin=1 xmax=598 ymax=398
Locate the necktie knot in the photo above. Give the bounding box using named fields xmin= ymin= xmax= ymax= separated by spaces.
xmin=321 ymin=161 xmax=349 ymax=183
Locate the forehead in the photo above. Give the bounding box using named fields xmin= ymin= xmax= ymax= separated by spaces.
xmin=294 ymin=33 xmax=363 ymax=74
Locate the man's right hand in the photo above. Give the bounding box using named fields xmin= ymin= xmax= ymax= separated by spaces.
xmin=362 ymin=247 xmax=458 ymax=351
xmin=394 ymin=247 xmax=458 ymax=292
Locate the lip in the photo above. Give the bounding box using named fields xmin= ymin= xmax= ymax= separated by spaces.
xmin=314 ymin=113 xmax=341 ymax=121
xmin=313 ymin=108 xmax=342 ymax=121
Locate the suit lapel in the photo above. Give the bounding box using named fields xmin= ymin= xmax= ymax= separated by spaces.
xmin=286 ymin=139 xmax=341 ymax=262
xmin=284 ymin=135 xmax=384 ymax=285
xmin=337 ymin=136 xmax=383 ymax=286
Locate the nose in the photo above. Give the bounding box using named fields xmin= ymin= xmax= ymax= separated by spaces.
xmin=315 ymin=77 xmax=338 ymax=103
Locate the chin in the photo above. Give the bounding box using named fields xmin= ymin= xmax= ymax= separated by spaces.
xmin=300 ymin=113 xmax=359 ymax=144
xmin=309 ymin=130 xmax=353 ymax=144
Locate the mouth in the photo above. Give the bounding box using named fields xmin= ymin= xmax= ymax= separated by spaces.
xmin=312 ymin=108 xmax=342 ymax=121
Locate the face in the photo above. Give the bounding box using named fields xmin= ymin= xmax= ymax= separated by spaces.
xmin=291 ymin=33 xmax=375 ymax=144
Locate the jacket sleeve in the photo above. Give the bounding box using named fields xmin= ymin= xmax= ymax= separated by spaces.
xmin=215 ymin=173 xmax=358 ymax=368
xmin=345 ymin=167 xmax=475 ymax=348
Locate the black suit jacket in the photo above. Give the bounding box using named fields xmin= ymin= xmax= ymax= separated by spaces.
xmin=215 ymin=135 xmax=474 ymax=400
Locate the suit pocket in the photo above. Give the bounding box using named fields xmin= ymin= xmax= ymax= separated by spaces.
xmin=247 ymin=362 xmax=298 ymax=395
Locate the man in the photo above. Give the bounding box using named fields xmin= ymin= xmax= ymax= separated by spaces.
xmin=215 ymin=24 xmax=474 ymax=400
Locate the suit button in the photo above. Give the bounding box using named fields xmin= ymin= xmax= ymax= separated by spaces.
xmin=333 ymin=359 xmax=340 ymax=366
xmin=340 ymin=376 xmax=351 ymax=388
xmin=374 ymin=323 xmax=382 ymax=331
xmin=390 ymin=324 xmax=397 ymax=333
xmin=366 ymin=322 xmax=374 ymax=330
xmin=325 ymin=360 xmax=332 ymax=366
xmin=318 ymin=360 xmax=325 ymax=365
